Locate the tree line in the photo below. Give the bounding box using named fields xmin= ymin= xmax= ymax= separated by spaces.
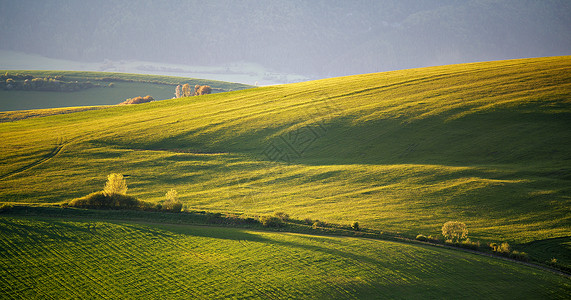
xmin=1 ymin=72 xmax=107 ymax=92
xmin=175 ymin=84 xmax=212 ymax=98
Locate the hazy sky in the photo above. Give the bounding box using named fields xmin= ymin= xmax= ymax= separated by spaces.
xmin=1 ymin=0 xmax=569 ymax=79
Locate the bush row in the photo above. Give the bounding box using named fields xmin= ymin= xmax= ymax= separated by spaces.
xmin=120 ymin=95 xmax=155 ymax=105
xmin=67 ymin=191 xmax=182 ymax=213
xmin=490 ymin=242 xmax=529 ymax=261
xmin=415 ymin=234 xmax=530 ymax=262
xmin=2 ymin=75 xmax=106 ymax=92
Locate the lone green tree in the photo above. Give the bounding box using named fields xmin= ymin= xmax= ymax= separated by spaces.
xmin=442 ymin=221 xmax=468 ymax=242
xmin=163 ymin=189 xmax=183 ymax=212
xmin=351 ymin=221 xmax=360 ymax=231
xmin=103 ymin=173 xmax=128 ymax=196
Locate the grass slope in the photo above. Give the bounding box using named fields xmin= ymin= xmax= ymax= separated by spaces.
xmin=0 ymin=215 xmax=568 ymax=299
xmin=0 ymin=57 xmax=570 ymax=267
xmin=0 ymin=70 xmax=252 ymax=111
xmin=0 ymin=106 xmax=103 ymax=123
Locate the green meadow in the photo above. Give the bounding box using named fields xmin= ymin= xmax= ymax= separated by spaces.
xmin=0 ymin=57 xmax=570 ymax=297
xmin=0 ymin=213 xmax=568 ymax=299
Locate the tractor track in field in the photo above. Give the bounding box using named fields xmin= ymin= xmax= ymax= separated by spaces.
xmin=6 ymin=207 xmax=570 ymax=279
xmin=0 ymin=137 xmax=67 ymax=180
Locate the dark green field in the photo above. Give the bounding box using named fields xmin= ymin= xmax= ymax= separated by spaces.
xmin=0 ymin=207 xmax=568 ymax=299
xmin=1 ymin=57 xmax=570 ymax=298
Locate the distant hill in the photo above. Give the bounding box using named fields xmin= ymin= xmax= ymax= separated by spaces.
xmin=0 ymin=56 xmax=569 ymax=268
xmin=0 ymin=71 xmax=252 ymax=111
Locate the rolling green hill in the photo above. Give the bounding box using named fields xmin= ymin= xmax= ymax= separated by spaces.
xmin=0 ymin=56 xmax=570 ymax=271
xmin=0 ymin=212 xmax=568 ymax=299
xmin=0 ymin=70 xmax=252 ymax=111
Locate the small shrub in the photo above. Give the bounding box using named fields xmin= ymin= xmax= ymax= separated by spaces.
xmin=274 ymin=212 xmax=290 ymax=221
xmin=416 ymin=234 xmax=428 ymax=242
xmin=206 ymin=212 xmax=223 ymax=223
xmin=259 ymin=215 xmax=283 ymax=227
xmin=304 ymin=217 xmax=313 ymax=225
xmin=0 ymin=203 xmax=13 ymax=212
xmin=312 ymin=220 xmax=324 ymax=229
xmin=163 ymin=189 xmax=183 ymax=212
xmin=427 ymin=235 xmax=440 ymax=243
xmin=442 ymin=221 xmax=468 ymax=242
xmin=5 ymin=78 xmax=15 ymax=89
xmin=549 ymin=257 xmax=558 ymax=265
xmin=103 ymin=173 xmax=128 ymax=196
xmin=120 ymin=95 xmax=154 ymax=105
xmin=498 ymin=242 xmax=510 ymax=254
xmin=490 ymin=242 xmax=511 ymax=254
xmin=509 ymin=251 xmax=529 ymax=261
xmin=351 ymin=221 xmax=360 ymax=231
xmin=164 ymin=202 xmax=182 ymax=212
xmin=459 ymin=238 xmax=480 ymax=250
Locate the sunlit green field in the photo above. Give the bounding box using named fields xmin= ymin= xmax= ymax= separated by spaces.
xmin=0 ymin=215 xmax=568 ymax=299
xmin=1 ymin=57 xmax=570 ymax=270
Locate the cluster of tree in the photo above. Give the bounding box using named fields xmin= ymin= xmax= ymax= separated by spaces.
xmin=1 ymin=73 xmax=104 ymax=92
xmin=1 ymin=73 xmax=36 ymax=81
xmin=422 ymin=221 xmax=529 ymax=260
xmin=489 ymin=241 xmax=528 ymax=261
xmin=120 ymin=95 xmax=154 ymax=105
xmin=194 ymin=85 xmax=212 ymax=96
xmin=175 ymin=84 xmax=212 ymax=98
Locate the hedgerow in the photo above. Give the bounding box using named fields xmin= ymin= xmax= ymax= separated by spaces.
xmin=68 ymin=191 xmax=153 ymax=210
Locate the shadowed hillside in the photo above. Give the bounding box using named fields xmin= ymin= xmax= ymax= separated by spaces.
xmin=1 ymin=56 xmax=570 ymax=267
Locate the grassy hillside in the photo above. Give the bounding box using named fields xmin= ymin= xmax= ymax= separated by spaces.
xmin=0 ymin=213 xmax=568 ymax=299
xmin=0 ymin=70 xmax=252 ymax=111
xmin=0 ymin=57 xmax=570 ymax=268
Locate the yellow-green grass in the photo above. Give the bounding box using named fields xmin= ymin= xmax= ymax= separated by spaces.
xmin=0 ymin=70 xmax=252 ymax=111
xmin=0 ymin=106 xmax=105 ymax=123
xmin=0 ymin=216 xmax=568 ymax=299
xmin=0 ymin=57 xmax=570 ymax=267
